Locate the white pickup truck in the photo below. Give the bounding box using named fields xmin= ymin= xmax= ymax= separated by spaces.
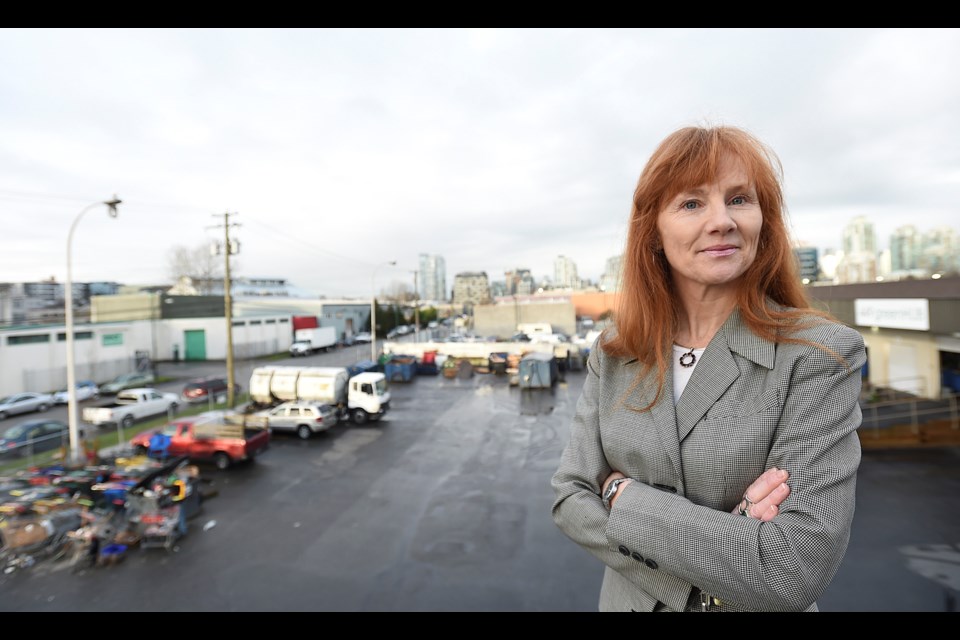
xmin=82 ymin=387 xmax=180 ymax=428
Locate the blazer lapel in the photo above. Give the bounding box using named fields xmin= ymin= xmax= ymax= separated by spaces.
xmin=623 ymin=358 xmax=683 ymax=483
xmin=675 ymin=339 xmax=740 ymax=443
xmin=651 ymin=358 xmax=683 ymax=482
xmin=674 ymin=306 xmax=777 ymax=442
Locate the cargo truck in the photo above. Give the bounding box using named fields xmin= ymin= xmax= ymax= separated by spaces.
xmin=248 ymin=365 xmax=390 ymax=425
xmin=290 ymin=325 xmax=337 ymax=356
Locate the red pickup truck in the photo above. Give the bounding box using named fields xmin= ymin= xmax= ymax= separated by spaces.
xmin=131 ymin=413 xmax=270 ymax=470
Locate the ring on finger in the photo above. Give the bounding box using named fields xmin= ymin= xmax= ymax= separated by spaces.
xmin=738 ymin=494 xmax=756 ymax=517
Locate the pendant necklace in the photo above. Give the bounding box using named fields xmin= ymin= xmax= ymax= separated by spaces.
xmin=679 ymin=346 xmax=697 ymax=368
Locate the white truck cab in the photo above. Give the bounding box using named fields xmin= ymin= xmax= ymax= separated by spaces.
xmin=348 ymin=372 xmax=391 ymax=424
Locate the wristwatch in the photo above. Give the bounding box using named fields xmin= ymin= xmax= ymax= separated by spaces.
xmin=602 ymin=478 xmax=629 ymax=510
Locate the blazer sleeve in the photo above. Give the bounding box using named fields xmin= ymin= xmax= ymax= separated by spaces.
xmin=553 ymin=323 xmax=866 ymax=611
xmin=550 ymin=340 xmax=618 ymax=560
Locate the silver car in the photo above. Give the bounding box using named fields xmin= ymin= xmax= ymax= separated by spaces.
xmin=255 ymin=401 xmax=339 ymax=439
xmin=53 ymin=380 xmax=100 ymax=404
xmin=0 ymin=392 xmax=55 ymax=421
xmin=99 ymin=372 xmax=155 ymax=395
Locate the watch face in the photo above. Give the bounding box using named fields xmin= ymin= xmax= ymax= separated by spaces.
xmin=604 ymin=481 xmax=618 ymax=500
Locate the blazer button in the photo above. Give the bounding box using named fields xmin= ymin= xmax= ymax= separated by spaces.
xmin=644 ymin=558 xmax=658 ymax=570
xmin=618 ymin=545 xmax=630 ymax=556
xmin=630 ymin=551 xmax=645 ymax=563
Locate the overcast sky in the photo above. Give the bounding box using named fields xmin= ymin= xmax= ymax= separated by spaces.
xmin=2 ymin=28 xmax=958 ymax=299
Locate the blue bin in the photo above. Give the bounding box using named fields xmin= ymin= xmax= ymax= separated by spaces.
xmin=100 ymin=544 xmax=127 ymax=558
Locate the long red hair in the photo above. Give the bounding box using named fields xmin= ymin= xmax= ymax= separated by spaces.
xmin=603 ymin=125 xmax=833 ymax=408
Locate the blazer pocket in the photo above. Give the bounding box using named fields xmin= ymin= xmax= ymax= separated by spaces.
xmin=691 ymin=390 xmax=783 ymax=509
xmin=703 ymin=388 xmax=780 ymax=421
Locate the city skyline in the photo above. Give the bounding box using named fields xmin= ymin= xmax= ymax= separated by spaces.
xmin=2 ymin=29 xmax=958 ymax=298
xmin=7 ymin=210 xmax=959 ymax=303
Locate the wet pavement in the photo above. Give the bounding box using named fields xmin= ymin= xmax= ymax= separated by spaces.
xmin=1 ymin=346 xmax=957 ymax=611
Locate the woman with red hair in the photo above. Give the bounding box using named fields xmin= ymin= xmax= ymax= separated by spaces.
xmin=551 ymin=125 xmax=865 ymax=612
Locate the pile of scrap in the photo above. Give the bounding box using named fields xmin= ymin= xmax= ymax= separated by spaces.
xmin=442 ymin=358 xmax=475 ymax=379
xmin=0 ymin=455 xmax=204 ymax=573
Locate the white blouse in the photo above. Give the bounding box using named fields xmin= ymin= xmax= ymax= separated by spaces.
xmin=672 ymin=344 xmax=706 ymax=404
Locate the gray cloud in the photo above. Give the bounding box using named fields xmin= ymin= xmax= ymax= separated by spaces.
xmin=0 ymin=28 xmax=957 ymax=297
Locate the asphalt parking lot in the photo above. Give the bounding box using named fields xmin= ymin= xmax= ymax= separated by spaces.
xmin=1 ymin=349 xmax=958 ymax=611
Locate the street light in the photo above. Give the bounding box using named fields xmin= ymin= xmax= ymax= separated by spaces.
xmin=371 ymin=260 xmax=397 ymax=362
xmin=410 ymin=270 xmax=420 ymax=343
xmin=66 ymin=195 xmax=121 ymax=464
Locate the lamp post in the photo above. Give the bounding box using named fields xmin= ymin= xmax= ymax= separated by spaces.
xmin=66 ymin=195 xmax=121 ymax=464
xmin=371 ymin=260 xmax=396 ymax=362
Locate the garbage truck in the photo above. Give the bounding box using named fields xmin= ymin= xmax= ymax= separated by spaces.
xmin=247 ymin=366 xmax=390 ymax=425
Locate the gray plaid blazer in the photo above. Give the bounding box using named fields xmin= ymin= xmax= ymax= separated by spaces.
xmin=551 ymin=307 xmax=865 ymax=612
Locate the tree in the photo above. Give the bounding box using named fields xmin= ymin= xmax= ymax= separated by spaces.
xmin=417 ymin=306 xmax=439 ymax=328
xmin=379 ymin=280 xmax=416 ymax=302
xmin=167 ymin=243 xmax=228 ymax=294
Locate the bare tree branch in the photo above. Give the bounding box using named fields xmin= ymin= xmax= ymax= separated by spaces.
xmin=167 ymin=243 xmax=227 ymax=293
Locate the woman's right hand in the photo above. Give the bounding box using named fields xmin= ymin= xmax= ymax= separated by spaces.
xmin=733 ymin=467 xmax=790 ymax=522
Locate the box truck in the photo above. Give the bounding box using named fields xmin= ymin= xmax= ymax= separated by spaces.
xmin=291 ymin=326 xmax=337 ymax=355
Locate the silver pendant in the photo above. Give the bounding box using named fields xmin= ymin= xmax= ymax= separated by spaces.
xmin=679 ymin=349 xmax=696 ymax=368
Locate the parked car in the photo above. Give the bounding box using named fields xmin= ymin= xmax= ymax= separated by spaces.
xmin=353 ymin=332 xmax=372 ymax=344
xmin=0 ymin=419 xmax=79 ymax=459
xmin=0 ymin=392 xmax=55 ymax=420
xmin=53 ymin=380 xmax=100 ymax=404
xmin=289 ymin=340 xmax=313 ymax=357
xmin=253 ymin=401 xmax=339 ymax=440
xmin=181 ymin=376 xmax=240 ymax=405
xmin=99 ymin=372 xmax=156 ymax=395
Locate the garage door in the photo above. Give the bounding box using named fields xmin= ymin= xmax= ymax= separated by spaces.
xmin=888 ymin=342 xmax=922 ymax=396
xmin=184 ymin=330 xmax=206 ymax=361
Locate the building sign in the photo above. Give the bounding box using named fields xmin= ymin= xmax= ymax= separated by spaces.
xmin=854 ymin=298 xmax=929 ymax=331
xmin=102 ymin=333 xmax=124 ymax=346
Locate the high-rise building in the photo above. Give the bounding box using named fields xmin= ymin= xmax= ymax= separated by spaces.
xmin=842 ymin=216 xmax=877 ymax=255
xmin=452 ymin=272 xmax=491 ymax=311
xmin=877 ymin=248 xmax=892 ymax=279
xmin=819 ymin=249 xmax=843 ymax=283
xmin=504 ymin=268 xmax=532 ymax=295
xmin=418 ymin=254 xmax=447 ymax=303
xmin=553 ymin=255 xmax=580 ymax=289
xmin=920 ymin=226 xmax=959 ymax=274
xmin=600 ymin=255 xmax=623 ymax=292
xmin=793 ymin=246 xmax=819 ymax=282
xmin=890 ymin=225 xmax=921 ymax=273
xmin=838 ymin=217 xmax=878 ymax=283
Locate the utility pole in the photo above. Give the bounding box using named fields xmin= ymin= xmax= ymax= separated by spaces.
xmin=411 ymin=270 xmax=420 ymax=343
xmin=210 ymin=212 xmax=240 ymax=408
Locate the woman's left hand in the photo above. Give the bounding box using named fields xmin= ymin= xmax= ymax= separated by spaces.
xmin=732 ymin=467 xmax=791 ymax=521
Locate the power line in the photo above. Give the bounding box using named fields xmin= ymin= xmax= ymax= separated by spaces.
xmin=242 ymin=216 xmax=411 ymax=272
